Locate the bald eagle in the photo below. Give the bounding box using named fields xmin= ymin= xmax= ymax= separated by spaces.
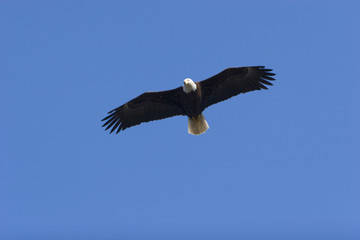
xmin=102 ymin=66 xmax=275 ymax=135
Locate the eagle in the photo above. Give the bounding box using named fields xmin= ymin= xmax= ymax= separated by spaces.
xmin=102 ymin=66 xmax=275 ymax=135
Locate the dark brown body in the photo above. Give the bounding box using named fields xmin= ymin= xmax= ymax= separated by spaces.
xmin=181 ymin=83 xmax=203 ymax=118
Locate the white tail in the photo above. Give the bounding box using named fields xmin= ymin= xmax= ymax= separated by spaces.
xmin=188 ymin=113 xmax=209 ymax=135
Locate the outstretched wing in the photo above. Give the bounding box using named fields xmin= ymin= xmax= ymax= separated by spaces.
xmin=102 ymin=87 xmax=185 ymax=133
xmin=199 ymin=66 xmax=275 ymax=111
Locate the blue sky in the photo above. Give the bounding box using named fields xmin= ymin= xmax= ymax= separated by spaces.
xmin=1 ymin=1 xmax=360 ymax=239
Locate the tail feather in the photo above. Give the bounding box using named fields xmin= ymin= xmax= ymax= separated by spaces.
xmin=188 ymin=114 xmax=209 ymax=135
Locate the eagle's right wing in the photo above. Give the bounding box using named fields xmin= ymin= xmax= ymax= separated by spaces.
xmin=102 ymin=87 xmax=185 ymax=133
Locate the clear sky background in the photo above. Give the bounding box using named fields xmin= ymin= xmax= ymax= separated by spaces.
xmin=1 ymin=1 xmax=360 ymax=239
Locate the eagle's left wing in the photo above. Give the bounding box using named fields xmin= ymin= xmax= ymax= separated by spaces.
xmin=199 ymin=66 xmax=275 ymax=111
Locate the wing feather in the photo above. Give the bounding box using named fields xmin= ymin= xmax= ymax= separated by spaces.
xmin=199 ymin=66 xmax=276 ymax=110
xmin=102 ymin=87 xmax=185 ymax=134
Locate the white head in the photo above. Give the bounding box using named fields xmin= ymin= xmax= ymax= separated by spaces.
xmin=183 ymin=78 xmax=197 ymax=93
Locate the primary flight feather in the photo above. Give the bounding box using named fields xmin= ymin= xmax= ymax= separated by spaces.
xmin=102 ymin=66 xmax=276 ymax=135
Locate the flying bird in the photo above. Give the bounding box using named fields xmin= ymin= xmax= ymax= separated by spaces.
xmin=102 ymin=66 xmax=275 ymax=135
